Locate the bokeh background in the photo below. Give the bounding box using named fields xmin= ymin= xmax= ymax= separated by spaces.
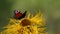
xmin=0 ymin=0 xmax=60 ymax=34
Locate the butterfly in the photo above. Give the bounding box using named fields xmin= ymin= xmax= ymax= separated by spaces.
xmin=14 ymin=10 xmax=27 ymax=19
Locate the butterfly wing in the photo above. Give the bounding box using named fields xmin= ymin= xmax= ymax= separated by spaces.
xmin=15 ymin=12 xmax=22 ymax=19
xmin=18 ymin=11 xmax=27 ymax=19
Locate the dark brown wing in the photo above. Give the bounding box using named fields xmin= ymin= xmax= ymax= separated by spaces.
xmin=18 ymin=11 xmax=27 ymax=19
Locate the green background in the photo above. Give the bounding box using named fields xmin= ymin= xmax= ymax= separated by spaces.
xmin=0 ymin=0 xmax=60 ymax=34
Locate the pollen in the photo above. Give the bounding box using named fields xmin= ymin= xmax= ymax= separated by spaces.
xmin=20 ymin=19 xmax=31 ymax=26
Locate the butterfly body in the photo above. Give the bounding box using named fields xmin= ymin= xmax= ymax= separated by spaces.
xmin=14 ymin=10 xmax=27 ymax=19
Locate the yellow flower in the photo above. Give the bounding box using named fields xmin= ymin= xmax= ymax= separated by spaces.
xmin=1 ymin=11 xmax=47 ymax=34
